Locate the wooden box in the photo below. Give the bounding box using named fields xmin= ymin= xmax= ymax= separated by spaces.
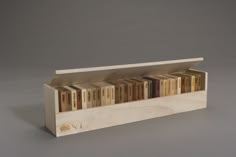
xmin=43 ymin=57 xmax=208 ymax=137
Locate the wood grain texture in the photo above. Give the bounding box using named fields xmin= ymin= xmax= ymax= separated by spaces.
xmin=55 ymin=90 xmax=207 ymax=137
xmin=50 ymin=58 xmax=203 ymax=86
xmin=188 ymin=69 xmax=208 ymax=91
xmin=43 ymin=58 xmax=208 ymax=137
xmin=43 ymin=84 xmax=58 ymax=135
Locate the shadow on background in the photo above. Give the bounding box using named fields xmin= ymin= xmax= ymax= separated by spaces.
xmin=10 ymin=104 xmax=54 ymax=136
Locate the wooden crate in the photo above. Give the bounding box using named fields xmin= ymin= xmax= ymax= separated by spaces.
xmin=44 ymin=57 xmax=208 ymax=137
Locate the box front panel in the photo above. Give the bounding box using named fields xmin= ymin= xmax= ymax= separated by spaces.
xmin=55 ymin=90 xmax=207 ymax=137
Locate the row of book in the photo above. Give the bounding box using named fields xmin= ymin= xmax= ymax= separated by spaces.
xmin=57 ymin=71 xmax=203 ymax=112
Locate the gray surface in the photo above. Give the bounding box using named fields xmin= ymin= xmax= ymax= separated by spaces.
xmin=0 ymin=0 xmax=235 ymax=157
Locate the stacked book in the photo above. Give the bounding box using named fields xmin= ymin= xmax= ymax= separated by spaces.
xmin=56 ymin=71 xmax=203 ymax=112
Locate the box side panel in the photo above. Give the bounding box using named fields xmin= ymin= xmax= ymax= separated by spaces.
xmin=56 ymin=91 xmax=207 ymax=137
xmin=44 ymin=84 xmax=58 ymax=136
xmin=187 ymin=69 xmax=208 ymax=108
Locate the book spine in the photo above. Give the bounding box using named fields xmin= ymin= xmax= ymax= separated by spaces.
xmin=110 ymin=86 xmax=115 ymax=105
xmin=59 ymin=90 xmax=71 ymax=112
xmin=58 ymin=91 xmax=64 ymax=112
xmin=152 ymin=80 xmax=156 ymax=97
xmin=118 ymin=85 xmax=122 ymax=103
xmin=168 ymin=79 xmax=172 ymax=96
xmin=96 ymin=88 xmax=101 ymax=107
xmin=138 ymin=82 xmax=143 ymax=100
xmin=63 ymin=86 xmax=78 ymax=110
xmin=143 ymin=81 xmax=148 ymax=99
xmin=163 ymin=79 xmax=167 ymax=96
xmin=199 ymin=74 xmax=202 ymax=90
xmin=77 ymin=89 xmax=82 ymax=109
xmin=92 ymin=88 xmax=97 ymax=107
xmin=148 ymin=81 xmax=153 ymax=98
xmin=177 ymin=77 xmax=181 ymax=94
xmin=181 ymin=76 xmax=185 ymax=93
xmin=133 ymin=82 xmax=139 ymax=100
xmin=81 ymin=89 xmax=87 ymax=109
xmin=71 ymin=90 xmax=77 ymax=111
xmin=127 ymin=83 xmax=133 ymax=101
xmin=174 ymin=79 xmax=177 ymax=95
xmin=198 ymin=75 xmax=202 ymax=90
xmin=164 ymin=79 xmax=169 ymax=96
xmin=155 ymin=79 xmax=160 ymax=97
xmin=142 ymin=77 xmax=155 ymax=98
xmin=170 ymin=79 xmax=175 ymax=95
xmin=120 ymin=84 xmax=126 ymax=103
xmin=195 ymin=75 xmax=199 ymax=91
xmin=160 ymin=80 xmax=164 ymax=97
xmin=101 ymin=87 xmax=107 ymax=106
xmin=106 ymin=87 xmax=111 ymax=105
xmin=169 ymin=79 xmax=172 ymax=95
xmin=172 ymin=79 xmax=177 ymax=95
xmin=185 ymin=77 xmax=191 ymax=93
xmin=87 ymin=89 xmax=93 ymax=108
xmin=168 ymin=79 xmax=171 ymax=96
xmin=115 ymin=85 xmax=120 ymax=104
xmin=123 ymin=83 xmax=128 ymax=102
xmin=191 ymin=75 xmax=195 ymax=92
xmin=188 ymin=77 xmax=191 ymax=92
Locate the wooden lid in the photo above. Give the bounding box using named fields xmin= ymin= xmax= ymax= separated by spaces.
xmin=49 ymin=57 xmax=203 ymax=86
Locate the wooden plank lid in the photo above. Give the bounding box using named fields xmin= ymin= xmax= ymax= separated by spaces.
xmin=49 ymin=57 xmax=203 ymax=86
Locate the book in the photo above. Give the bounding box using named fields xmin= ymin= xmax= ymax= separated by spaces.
xmin=175 ymin=73 xmax=195 ymax=92
xmin=57 ymin=87 xmax=71 ymax=112
xmin=155 ymin=75 xmax=171 ymax=96
xmin=92 ymin=86 xmax=99 ymax=107
xmin=113 ymin=82 xmax=120 ymax=104
xmin=125 ymin=79 xmax=139 ymax=101
xmin=194 ymin=73 xmax=202 ymax=91
xmin=130 ymin=79 xmax=144 ymax=100
xmin=141 ymin=78 xmax=153 ymax=98
xmin=71 ymin=85 xmax=87 ymax=109
xmin=93 ymin=82 xmax=108 ymax=106
xmin=172 ymin=73 xmax=191 ymax=93
xmin=165 ymin=74 xmax=181 ymax=94
xmin=108 ymin=80 xmax=126 ymax=104
xmin=100 ymin=83 xmax=108 ymax=105
xmin=115 ymin=80 xmax=128 ymax=102
xmin=92 ymin=82 xmax=115 ymax=106
xmin=132 ymin=78 xmax=149 ymax=100
xmin=63 ymin=86 xmax=78 ymax=111
xmin=184 ymin=74 xmax=192 ymax=93
xmin=104 ymin=82 xmax=115 ymax=105
xmin=118 ymin=82 xmax=126 ymax=103
xmin=185 ymin=71 xmax=202 ymax=91
xmin=182 ymin=73 xmax=196 ymax=92
xmin=162 ymin=74 xmax=179 ymax=95
xmin=143 ymin=76 xmax=160 ymax=97
xmin=152 ymin=75 xmax=166 ymax=97
xmin=110 ymin=84 xmax=115 ymax=105
xmin=73 ymin=84 xmax=95 ymax=108
xmin=120 ymin=80 xmax=133 ymax=102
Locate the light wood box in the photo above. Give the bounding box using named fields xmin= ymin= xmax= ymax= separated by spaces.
xmin=43 ymin=57 xmax=208 ymax=137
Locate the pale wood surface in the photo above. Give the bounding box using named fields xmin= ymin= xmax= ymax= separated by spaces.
xmin=50 ymin=58 xmax=203 ymax=86
xmin=55 ymin=91 xmax=207 ymax=137
xmin=44 ymin=58 xmax=208 ymax=137
xmin=43 ymin=84 xmax=58 ymax=135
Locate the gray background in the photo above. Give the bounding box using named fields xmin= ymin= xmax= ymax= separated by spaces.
xmin=0 ymin=0 xmax=235 ymax=157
